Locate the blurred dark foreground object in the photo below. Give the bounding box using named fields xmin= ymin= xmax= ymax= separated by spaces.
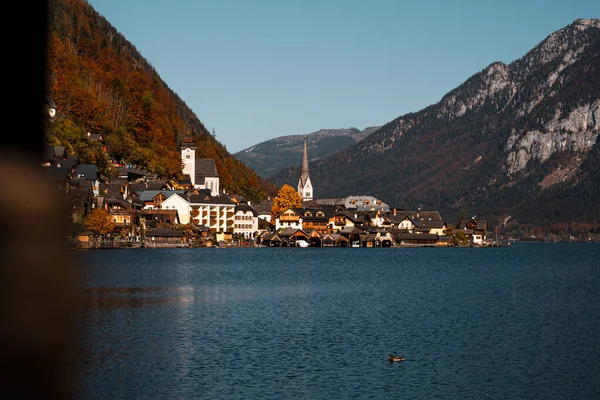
xmin=0 ymin=151 xmax=82 ymax=400
xmin=0 ymin=2 xmax=81 ymax=398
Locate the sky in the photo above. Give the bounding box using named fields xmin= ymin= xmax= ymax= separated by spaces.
xmin=87 ymin=0 xmax=600 ymax=153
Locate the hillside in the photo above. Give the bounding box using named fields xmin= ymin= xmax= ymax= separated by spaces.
xmin=234 ymin=127 xmax=379 ymax=178
xmin=45 ymin=0 xmax=276 ymax=201
xmin=269 ymin=19 xmax=600 ymax=230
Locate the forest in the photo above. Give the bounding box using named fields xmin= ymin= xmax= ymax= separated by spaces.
xmin=45 ymin=0 xmax=277 ymax=202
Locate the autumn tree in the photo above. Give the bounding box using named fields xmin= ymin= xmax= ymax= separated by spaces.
xmin=84 ymin=208 xmax=116 ymax=237
xmin=271 ymin=184 xmax=303 ymax=217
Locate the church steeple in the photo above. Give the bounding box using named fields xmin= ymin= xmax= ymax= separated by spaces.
xmin=297 ymin=135 xmax=313 ymax=201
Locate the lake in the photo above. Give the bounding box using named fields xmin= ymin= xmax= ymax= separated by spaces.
xmin=75 ymin=244 xmax=600 ymax=399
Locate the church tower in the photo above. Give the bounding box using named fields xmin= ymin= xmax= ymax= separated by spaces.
xmin=180 ymin=133 xmax=196 ymax=186
xmin=297 ymin=136 xmax=313 ymax=201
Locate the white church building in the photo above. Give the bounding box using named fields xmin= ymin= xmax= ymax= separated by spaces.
xmin=180 ymin=134 xmax=220 ymax=196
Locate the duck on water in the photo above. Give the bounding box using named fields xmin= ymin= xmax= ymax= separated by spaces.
xmin=388 ymin=354 xmax=405 ymax=362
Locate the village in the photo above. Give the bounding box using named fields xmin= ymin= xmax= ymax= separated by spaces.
xmin=42 ymin=98 xmax=490 ymax=250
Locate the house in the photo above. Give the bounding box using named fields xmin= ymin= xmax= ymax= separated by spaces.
xmin=397 ymin=233 xmax=439 ymax=247
xmin=301 ymin=208 xmax=329 ymax=234
xmin=233 ymin=204 xmax=259 ymax=239
xmin=397 ymin=215 xmax=419 ymax=233
xmin=136 ymin=190 xmax=187 ymax=210
xmin=188 ymin=193 xmax=235 ymax=233
xmin=458 ymin=218 xmax=489 ymax=246
xmin=321 ymin=233 xmax=336 ymax=247
xmin=140 ymin=209 xmax=180 ymax=229
xmin=339 ymin=225 xmax=365 ymax=246
xmin=274 ymin=208 xmax=303 ymax=230
xmin=144 ymin=179 xmax=173 ymax=190
xmin=380 ymin=209 xmax=409 ymax=228
xmin=105 ymin=197 xmax=136 ymax=236
xmin=74 ymin=164 xmax=102 ymax=196
xmin=278 ymin=227 xmax=310 ymax=247
xmin=144 ymin=228 xmax=186 ymax=247
xmin=253 ymin=198 xmax=274 ymax=223
xmin=328 ymin=211 xmax=360 ymax=232
xmin=417 ymin=219 xmax=447 ymax=235
xmin=161 ymin=192 xmax=191 ymax=225
xmin=360 ymin=229 xmax=394 ymax=247
xmin=99 ymin=181 xmax=128 ymax=199
xmin=258 ymin=232 xmax=282 ymax=247
xmin=306 ymin=229 xmax=324 ymax=247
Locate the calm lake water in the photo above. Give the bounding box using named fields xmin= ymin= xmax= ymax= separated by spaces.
xmin=75 ymin=244 xmax=600 ymax=399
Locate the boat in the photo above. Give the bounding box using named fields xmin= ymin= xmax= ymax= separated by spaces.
xmin=295 ymin=240 xmax=309 ymax=248
xmin=387 ymin=354 xmax=405 ymax=362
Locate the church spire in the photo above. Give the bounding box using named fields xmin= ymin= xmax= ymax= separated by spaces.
xmin=298 ymin=135 xmax=313 ymax=202
xmin=301 ymin=135 xmax=309 ymax=180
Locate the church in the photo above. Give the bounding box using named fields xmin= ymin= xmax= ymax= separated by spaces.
xmin=180 ymin=134 xmax=220 ymax=196
xmin=297 ymin=135 xmax=313 ymax=202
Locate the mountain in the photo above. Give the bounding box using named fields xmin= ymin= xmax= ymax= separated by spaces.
xmin=269 ymin=19 xmax=600 ymax=230
xmin=234 ymin=127 xmax=379 ymax=178
xmin=45 ymin=0 xmax=277 ymax=201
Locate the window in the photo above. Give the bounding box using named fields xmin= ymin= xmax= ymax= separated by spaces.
xmin=186 ymin=155 xmax=191 ymax=159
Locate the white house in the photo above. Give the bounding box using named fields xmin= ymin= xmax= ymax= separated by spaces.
xmin=161 ymin=193 xmax=191 ymax=225
xmin=275 ymin=208 xmax=303 ymax=231
xmin=233 ymin=204 xmax=259 ymax=239
xmin=188 ymin=193 xmax=235 ymax=233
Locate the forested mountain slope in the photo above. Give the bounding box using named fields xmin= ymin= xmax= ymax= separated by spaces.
xmin=235 ymin=127 xmax=379 ymax=178
xmin=45 ymin=0 xmax=276 ymax=201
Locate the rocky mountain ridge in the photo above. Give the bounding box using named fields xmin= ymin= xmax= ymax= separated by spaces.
xmin=268 ymin=18 xmax=600 ymax=227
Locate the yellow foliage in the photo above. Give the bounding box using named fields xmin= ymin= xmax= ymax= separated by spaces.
xmin=271 ymin=184 xmax=302 ymax=216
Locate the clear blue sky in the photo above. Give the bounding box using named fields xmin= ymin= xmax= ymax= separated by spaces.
xmin=88 ymin=0 xmax=599 ymax=153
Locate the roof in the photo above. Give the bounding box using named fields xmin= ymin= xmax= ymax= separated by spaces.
xmin=145 ymin=180 xmax=170 ymax=190
xmin=113 ymin=165 xmax=128 ymax=177
xmin=188 ymin=194 xmax=234 ymax=205
xmin=315 ymin=198 xmax=345 ymax=205
xmin=105 ymin=197 xmax=132 ymax=210
xmin=75 ymin=164 xmax=99 ymax=180
xmin=137 ymin=190 xmax=187 ymax=202
xmin=69 ymin=179 xmax=94 ymax=192
xmin=410 ymin=211 xmax=443 ymax=221
xmin=417 ymin=219 xmax=446 ymax=229
xmin=141 ymin=209 xmax=180 ymax=223
xmin=340 ymin=226 xmax=365 ymax=234
xmin=128 ymin=183 xmax=147 ymax=193
xmin=194 ymin=158 xmax=219 ymax=183
xmin=235 ymin=204 xmax=258 ymax=216
xmin=42 ymin=165 xmax=70 ymax=180
xmin=459 ymin=218 xmax=488 ymax=230
xmin=253 ymin=199 xmax=273 ymax=214
xmin=342 ymin=195 xmax=390 ymax=211
xmin=99 ymin=182 xmax=125 ymax=196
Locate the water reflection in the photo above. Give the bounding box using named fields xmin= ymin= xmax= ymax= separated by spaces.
xmin=84 ymin=286 xmax=196 ymax=309
xmin=84 ymin=284 xmax=316 ymax=310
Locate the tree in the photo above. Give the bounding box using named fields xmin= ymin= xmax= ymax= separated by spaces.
xmin=271 ymin=184 xmax=302 ymax=217
xmin=84 ymin=208 xmax=115 ymax=237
